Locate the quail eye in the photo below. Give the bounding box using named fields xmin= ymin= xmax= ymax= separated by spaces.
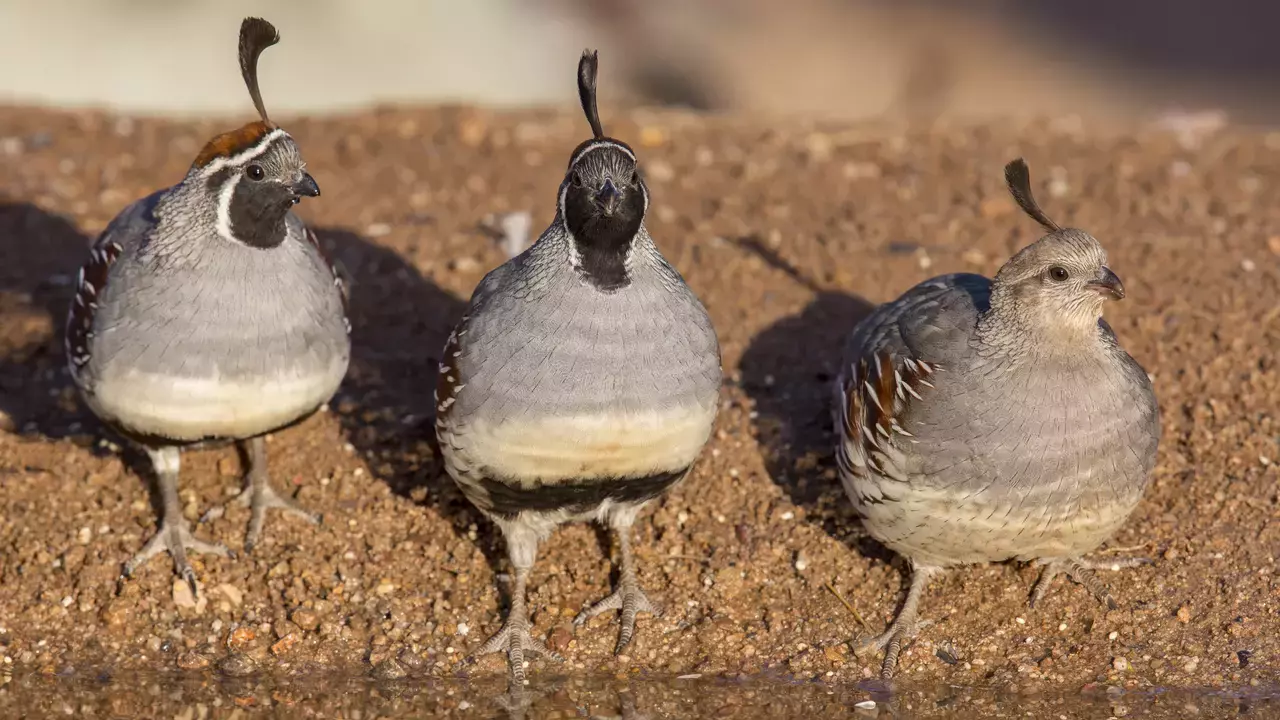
xmin=1048 ymin=266 xmax=1069 ymax=282
xmin=246 ymin=164 xmax=265 ymax=181
xmin=571 ymin=171 xmax=583 ymax=188
xmin=630 ymin=171 xmax=640 ymax=185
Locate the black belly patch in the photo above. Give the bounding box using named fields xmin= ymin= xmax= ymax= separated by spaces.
xmin=479 ymin=468 xmax=690 ymax=518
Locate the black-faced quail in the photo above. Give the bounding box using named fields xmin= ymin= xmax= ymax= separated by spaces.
xmin=66 ymin=18 xmax=350 ymax=593
xmin=435 ymin=51 xmax=722 ymax=683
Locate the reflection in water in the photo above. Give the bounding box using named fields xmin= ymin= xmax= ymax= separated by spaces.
xmin=0 ymin=670 xmax=1270 ymax=719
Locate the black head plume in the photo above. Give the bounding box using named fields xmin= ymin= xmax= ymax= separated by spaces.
xmin=578 ymin=49 xmax=605 ymax=139
xmin=1004 ymin=157 xmax=1062 ymax=233
xmin=239 ymin=17 xmax=281 ymax=126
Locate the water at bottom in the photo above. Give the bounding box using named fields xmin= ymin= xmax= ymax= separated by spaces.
xmin=0 ymin=670 xmax=1273 ymax=719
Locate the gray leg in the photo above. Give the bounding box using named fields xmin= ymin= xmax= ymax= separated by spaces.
xmin=123 ymin=445 xmax=232 ymax=595
xmin=575 ymin=517 xmax=661 ymax=654
xmin=200 ymin=436 xmax=319 ymax=551
xmin=1030 ymin=555 xmax=1150 ymax=611
xmin=856 ymin=564 xmax=940 ymax=680
xmin=470 ymin=524 xmax=562 ymax=685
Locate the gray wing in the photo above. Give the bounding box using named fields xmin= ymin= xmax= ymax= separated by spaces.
xmin=834 ymin=273 xmax=989 ymax=483
xmin=65 ymin=191 xmax=163 ymax=376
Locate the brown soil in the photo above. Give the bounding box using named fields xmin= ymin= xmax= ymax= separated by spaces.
xmin=0 ymin=106 xmax=1278 ymax=712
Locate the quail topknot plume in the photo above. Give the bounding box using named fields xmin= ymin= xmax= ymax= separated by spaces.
xmin=434 ymin=50 xmax=722 ymax=685
xmin=66 ymin=17 xmax=350 ymax=594
xmin=834 ymin=158 xmax=1160 ymax=679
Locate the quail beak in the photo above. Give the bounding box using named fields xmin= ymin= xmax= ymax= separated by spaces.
xmin=594 ymin=178 xmax=620 ymax=217
xmin=1087 ymin=266 xmax=1125 ymax=300
xmin=291 ymin=173 xmax=321 ymax=202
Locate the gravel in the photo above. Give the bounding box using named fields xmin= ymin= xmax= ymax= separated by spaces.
xmin=0 ymin=104 xmax=1277 ymax=711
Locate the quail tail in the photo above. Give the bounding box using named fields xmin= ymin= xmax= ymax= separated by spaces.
xmin=201 ymin=436 xmax=319 ymax=551
xmin=123 ymin=445 xmax=232 ymax=594
xmin=469 ymin=531 xmax=562 ymax=685
xmin=857 ymin=565 xmax=941 ymax=680
xmin=574 ymin=520 xmax=662 ymax=654
xmin=1030 ymin=555 xmax=1151 ymax=611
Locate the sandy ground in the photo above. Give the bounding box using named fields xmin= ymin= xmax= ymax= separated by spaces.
xmin=0 ymin=105 xmax=1278 ymax=716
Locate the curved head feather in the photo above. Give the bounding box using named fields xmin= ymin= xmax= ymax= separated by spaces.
xmin=239 ymin=17 xmax=280 ymax=126
xmin=577 ymin=49 xmax=605 ymax=140
xmin=1004 ymin=157 xmax=1062 ymax=233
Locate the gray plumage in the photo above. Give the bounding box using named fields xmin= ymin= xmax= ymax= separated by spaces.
xmin=66 ymin=17 xmax=348 ymax=594
xmin=834 ymin=158 xmax=1159 ymax=679
xmin=436 ymin=50 xmax=721 ymax=685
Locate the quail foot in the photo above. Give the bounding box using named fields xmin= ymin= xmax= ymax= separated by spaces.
xmin=833 ymin=158 xmax=1159 ymax=679
xmin=435 ymin=51 xmax=721 ymax=684
xmin=66 ymin=18 xmax=350 ymax=593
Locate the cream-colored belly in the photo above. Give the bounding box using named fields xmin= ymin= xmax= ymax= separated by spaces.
xmin=87 ymin=363 xmax=345 ymax=441
xmin=853 ymin=478 xmax=1143 ymax=568
xmin=448 ymin=403 xmax=716 ymax=483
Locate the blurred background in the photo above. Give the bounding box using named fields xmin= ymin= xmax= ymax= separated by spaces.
xmin=3 ymin=0 xmax=1280 ymax=125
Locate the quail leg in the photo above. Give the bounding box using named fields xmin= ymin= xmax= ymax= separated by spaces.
xmin=200 ymin=436 xmax=319 ymax=551
xmin=1030 ymin=555 xmax=1150 ymax=610
xmin=470 ymin=525 xmax=562 ymax=685
xmin=123 ymin=445 xmax=232 ymax=595
xmin=575 ymin=518 xmax=662 ymax=654
xmin=856 ymin=565 xmax=941 ymax=680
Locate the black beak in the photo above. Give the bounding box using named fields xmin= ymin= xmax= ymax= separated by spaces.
xmin=594 ymin=178 xmax=620 ymax=216
xmin=292 ymin=172 xmax=321 ymax=199
xmin=1088 ymin=266 xmax=1125 ymax=300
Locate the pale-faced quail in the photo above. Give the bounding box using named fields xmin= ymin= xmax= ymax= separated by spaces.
xmin=834 ymin=158 xmax=1159 ymax=679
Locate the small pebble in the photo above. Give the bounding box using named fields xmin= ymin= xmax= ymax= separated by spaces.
xmin=219 ymin=653 xmax=257 ymax=677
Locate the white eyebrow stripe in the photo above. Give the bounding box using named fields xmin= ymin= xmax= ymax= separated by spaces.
xmin=198 ymin=127 xmax=290 ymax=177
xmin=571 ymin=140 xmax=636 ymax=164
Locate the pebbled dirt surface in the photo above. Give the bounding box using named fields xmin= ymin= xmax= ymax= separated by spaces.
xmin=0 ymin=106 xmax=1278 ymax=714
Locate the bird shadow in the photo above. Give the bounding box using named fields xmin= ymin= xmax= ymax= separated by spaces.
xmin=734 ymin=237 xmax=891 ymax=561
xmin=0 ymin=201 xmax=98 ymax=439
xmin=316 ymin=227 xmax=504 ymax=573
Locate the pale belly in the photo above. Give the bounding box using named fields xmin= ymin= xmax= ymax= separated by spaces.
xmin=848 ymin=473 xmax=1145 ymax=568
xmin=442 ymin=402 xmax=716 ymax=484
xmin=86 ymin=361 xmax=346 ymax=441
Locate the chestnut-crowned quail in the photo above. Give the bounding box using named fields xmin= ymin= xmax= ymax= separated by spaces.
xmin=435 ymin=51 xmax=721 ymax=684
xmin=834 ymin=158 xmax=1159 ymax=679
xmin=66 ymin=18 xmax=350 ymax=593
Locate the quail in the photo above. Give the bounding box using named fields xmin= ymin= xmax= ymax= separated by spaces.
xmin=435 ymin=51 xmax=721 ymax=683
xmin=834 ymin=158 xmax=1160 ymax=679
xmin=66 ymin=18 xmax=350 ymax=593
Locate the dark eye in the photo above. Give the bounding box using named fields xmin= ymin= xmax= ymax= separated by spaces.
xmin=630 ymin=171 xmax=639 ymax=185
xmin=246 ymin=164 xmax=265 ymax=181
xmin=571 ymin=171 xmax=583 ymax=188
xmin=1048 ymin=266 xmax=1069 ymax=282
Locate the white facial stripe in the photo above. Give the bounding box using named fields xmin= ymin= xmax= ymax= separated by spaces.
xmin=214 ymin=168 xmax=243 ymax=244
xmin=198 ymin=127 xmax=290 ymax=178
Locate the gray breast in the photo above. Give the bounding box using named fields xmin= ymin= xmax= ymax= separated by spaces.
xmin=863 ymin=349 xmax=1158 ymax=566
xmin=77 ymin=201 xmax=350 ymax=442
xmin=438 ymin=234 xmax=721 ymax=492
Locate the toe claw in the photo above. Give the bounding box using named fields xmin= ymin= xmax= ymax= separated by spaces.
xmin=576 ymin=581 xmax=660 ymax=653
xmin=123 ymin=520 xmax=228 ymax=590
